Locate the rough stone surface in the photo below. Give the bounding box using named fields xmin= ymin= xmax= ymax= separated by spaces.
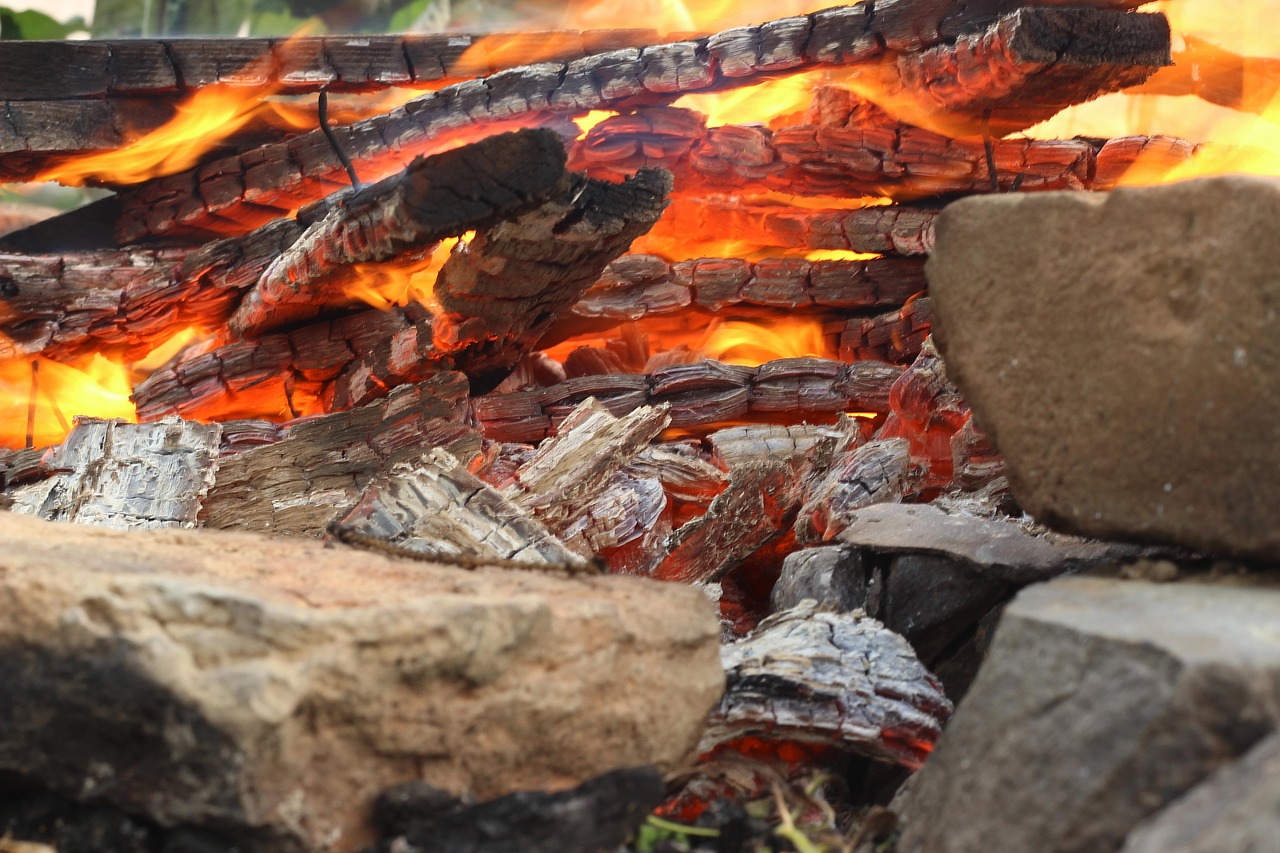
xmin=0 ymin=513 xmax=724 ymax=853
xmin=1122 ymin=729 xmax=1280 ymax=853
xmin=895 ymin=576 xmax=1280 ymax=853
xmin=927 ymin=177 xmax=1280 ymax=560
xmin=836 ymin=502 xmax=1136 ymax=582
xmin=771 ymin=546 xmax=867 ymax=612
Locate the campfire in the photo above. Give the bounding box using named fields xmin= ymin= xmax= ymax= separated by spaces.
xmin=1 ymin=0 xmax=1278 ymax=850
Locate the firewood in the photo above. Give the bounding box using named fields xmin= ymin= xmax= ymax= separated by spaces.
xmin=795 ymin=437 xmax=913 ymax=544
xmin=707 ymin=422 xmax=853 ymax=472
xmin=0 ymin=129 xmax=570 ymax=362
xmin=831 ymin=295 xmax=933 ymax=365
xmin=1130 ymin=37 xmax=1280 ymax=114
xmin=642 ymin=196 xmax=939 ymax=257
xmin=575 ymin=97 xmax=1190 ymax=205
xmin=332 ymin=448 xmax=591 ymax=569
xmin=625 ymin=444 xmax=728 ymax=505
xmin=699 ymin=601 xmax=953 ymax=769
xmin=227 ymin=127 xmax=571 ymax=338
xmin=99 ymin=0 xmax=1153 ymax=243
xmin=882 ymin=7 xmax=1171 ymax=136
xmin=130 ymin=168 xmax=671 ymax=421
xmin=4 ymin=417 xmax=221 ymax=530
xmin=572 ymin=253 xmax=927 ymax=319
xmin=201 ymin=372 xmax=478 ymax=537
xmin=473 ymin=357 xmax=904 ymax=442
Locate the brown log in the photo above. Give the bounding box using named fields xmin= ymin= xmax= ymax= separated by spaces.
xmin=226 ymin=127 xmax=571 ymax=338
xmin=881 ymin=7 xmax=1171 ymax=136
xmin=201 ymin=372 xmax=479 ymax=537
xmin=4 ymin=417 xmax=221 ymax=529
xmin=699 ymin=601 xmax=953 ymax=769
xmin=130 ymin=168 xmax=672 ymax=421
xmin=573 ymin=96 xmax=1193 ymax=204
xmin=572 ymin=253 xmax=928 ymax=319
xmin=333 ymin=447 xmax=590 ymax=568
xmin=472 ymin=357 xmax=904 ymax=443
xmin=641 ymin=196 xmax=940 ymax=257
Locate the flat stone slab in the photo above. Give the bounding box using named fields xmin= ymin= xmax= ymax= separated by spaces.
xmin=927 ymin=176 xmax=1280 ymax=560
xmin=895 ymin=576 xmax=1280 ymax=853
xmin=0 ymin=513 xmax=724 ymax=852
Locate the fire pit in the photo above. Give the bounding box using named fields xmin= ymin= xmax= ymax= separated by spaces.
xmin=0 ymin=0 xmax=1277 ymax=850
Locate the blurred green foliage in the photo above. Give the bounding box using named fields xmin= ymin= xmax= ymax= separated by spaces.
xmin=0 ymin=6 xmax=88 ymax=38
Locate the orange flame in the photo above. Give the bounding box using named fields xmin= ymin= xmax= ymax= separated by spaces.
xmin=342 ymin=234 xmax=473 ymax=313
xmin=702 ymin=317 xmax=834 ymax=365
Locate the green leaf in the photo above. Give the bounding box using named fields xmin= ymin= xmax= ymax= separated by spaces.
xmin=0 ymin=7 xmax=87 ymax=39
xmin=388 ymin=0 xmax=435 ymax=31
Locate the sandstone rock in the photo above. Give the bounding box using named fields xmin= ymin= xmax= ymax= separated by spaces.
xmin=927 ymin=176 xmax=1280 ymax=560
xmin=1122 ymin=729 xmax=1280 ymax=853
xmin=0 ymin=513 xmax=724 ymax=853
xmin=895 ymin=576 xmax=1280 ymax=853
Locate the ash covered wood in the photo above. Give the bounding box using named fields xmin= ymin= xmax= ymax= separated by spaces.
xmin=5 ymin=417 xmax=221 ymax=529
xmin=201 ymin=372 xmax=477 ymax=537
xmin=700 ymin=601 xmax=953 ymax=769
xmin=473 ymin=357 xmax=904 ymax=442
xmin=333 ymin=448 xmax=590 ymax=569
xmin=227 ymin=128 xmax=571 ymax=337
xmin=796 ymin=437 xmax=913 ymax=544
xmin=573 ymin=253 xmax=928 ymax=319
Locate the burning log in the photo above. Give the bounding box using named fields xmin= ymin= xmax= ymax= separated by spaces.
xmin=699 ymin=601 xmax=953 ymax=769
xmin=226 ymin=127 xmax=571 ymax=337
xmin=332 ymin=448 xmax=593 ymax=569
xmin=5 ymin=417 xmax=221 ymax=529
xmin=832 ymin=295 xmax=933 ymax=364
xmin=573 ymin=254 xmax=928 ymax=320
xmin=644 ymin=196 xmax=939 ymax=256
xmin=882 ymin=7 xmax=1171 ymax=135
xmin=473 ymin=357 xmax=904 ymax=442
xmin=130 ymin=168 xmax=672 ymax=420
xmin=795 ymin=437 xmax=913 ymax=544
xmin=201 ymin=372 xmax=477 ymax=536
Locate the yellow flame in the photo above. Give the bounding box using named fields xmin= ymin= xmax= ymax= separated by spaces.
xmin=343 ymin=234 xmax=473 ymax=313
xmin=574 ymin=110 xmax=619 ymax=137
xmin=805 ymin=249 xmax=882 ymax=262
xmin=701 ymin=317 xmax=832 ymax=366
xmin=676 ymin=71 xmax=825 ymax=128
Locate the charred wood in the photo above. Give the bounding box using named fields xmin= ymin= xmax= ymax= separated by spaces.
xmin=473 ymin=357 xmax=904 ymax=443
xmin=227 ymin=127 xmax=571 ymax=337
xmin=200 ymin=372 xmax=478 ymax=537
xmin=882 ymin=8 xmax=1171 ymax=136
xmin=5 ymin=417 xmax=221 ymax=529
xmin=332 ymin=448 xmax=590 ymax=569
xmin=831 ymin=295 xmax=933 ymax=365
xmin=699 ymin=601 xmax=953 ymax=769
xmin=573 ymin=253 xmax=928 ymax=319
xmin=795 ymin=437 xmax=913 ymax=544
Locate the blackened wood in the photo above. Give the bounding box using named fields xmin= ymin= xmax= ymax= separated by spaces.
xmin=200 ymin=373 xmax=478 ymax=537
xmin=699 ymin=601 xmax=953 ymax=769
xmin=886 ymin=8 xmax=1171 ymax=136
xmin=795 ymin=437 xmax=912 ymax=544
xmin=832 ymin=296 xmax=933 ymax=365
xmin=573 ymin=253 xmax=928 ymax=319
xmin=0 ymin=98 xmax=175 ymax=181
xmin=227 ymin=128 xmax=571 ymax=338
xmin=4 ymin=417 xmax=221 ymax=529
xmin=334 ymin=448 xmax=590 ymax=568
xmin=332 ymin=168 xmax=672 ymax=409
xmin=368 ymin=766 xmax=665 ymax=853
xmin=473 ymin=357 xmax=903 ymax=442
xmin=644 ymin=196 xmax=939 ymax=257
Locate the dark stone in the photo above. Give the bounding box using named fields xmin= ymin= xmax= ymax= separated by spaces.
xmin=895 ymin=576 xmax=1280 ymax=853
xmin=771 ymin=546 xmax=867 ymax=612
xmin=881 ymin=554 xmax=1012 ymax=662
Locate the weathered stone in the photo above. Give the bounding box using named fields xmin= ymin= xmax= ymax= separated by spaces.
xmin=1122 ymin=729 xmax=1280 ymax=853
xmin=895 ymin=576 xmax=1280 ymax=853
xmin=837 ymin=502 xmax=1137 ymax=583
xmin=0 ymin=513 xmax=723 ymax=853
xmin=771 ymin=545 xmax=867 ymax=612
xmin=927 ymin=177 xmax=1280 ymax=560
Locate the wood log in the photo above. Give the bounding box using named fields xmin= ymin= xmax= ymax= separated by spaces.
xmin=0 ymin=129 xmax=570 ymax=362
xmin=830 ymin=295 xmax=933 ymax=365
xmin=572 ymin=253 xmax=928 ymax=319
xmin=200 ymin=372 xmax=479 ymax=537
xmin=472 ymin=357 xmax=905 ymax=443
xmin=499 ymin=398 xmax=670 ymax=547
xmin=641 ymin=196 xmax=940 ymax=257
xmin=4 ymin=417 xmax=221 ymax=530
xmin=699 ymin=600 xmax=953 ymax=769
xmin=707 ymin=422 xmax=855 ymax=472
xmin=795 ymin=437 xmax=913 ymax=544
xmin=332 ymin=448 xmax=591 ymax=569
xmin=573 ymin=96 xmax=1190 ymax=204
xmin=881 ymin=7 xmax=1171 ymax=136
xmin=226 ymin=127 xmax=571 ymax=338
xmin=1130 ymin=37 xmax=1280 ymax=114
xmin=102 ymin=0 xmax=1142 ymax=243
xmin=625 ymin=443 xmax=728 ymax=505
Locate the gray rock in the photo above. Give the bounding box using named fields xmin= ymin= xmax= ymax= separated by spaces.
xmin=771 ymin=546 xmax=867 ymax=612
xmin=926 ymin=177 xmax=1280 ymax=560
xmin=1122 ymin=729 xmax=1280 ymax=853
xmin=895 ymin=576 xmax=1280 ymax=853
xmin=0 ymin=513 xmax=724 ymax=852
